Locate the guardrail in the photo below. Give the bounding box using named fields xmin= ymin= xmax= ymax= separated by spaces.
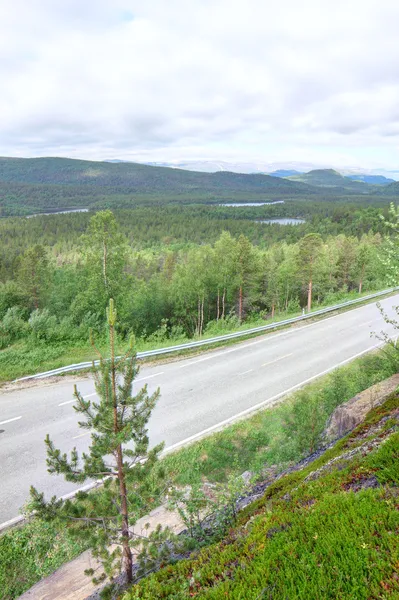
xmin=15 ymin=287 xmax=399 ymax=382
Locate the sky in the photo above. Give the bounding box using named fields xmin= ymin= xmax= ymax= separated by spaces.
xmin=1 ymin=0 xmax=399 ymax=171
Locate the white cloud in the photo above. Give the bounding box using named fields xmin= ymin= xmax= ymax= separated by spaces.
xmin=1 ymin=0 xmax=399 ymax=168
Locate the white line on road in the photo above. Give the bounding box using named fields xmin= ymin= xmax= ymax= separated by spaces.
xmin=163 ymin=343 xmax=382 ymax=455
xmin=72 ymin=431 xmax=90 ymax=440
xmin=240 ymin=369 xmax=253 ymax=375
xmin=262 ymin=353 xmax=293 ymax=367
xmin=135 ymin=372 xmax=164 ymax=383
xmin=177 ymin=305 xmax=377 ymax=370
xmin=59 ymin=392 xmax=98 ymax=406
xmin=0 ymin=416 xmax=22 ymax=426
xmin=0 ymin=341 xmax=383 ymax=531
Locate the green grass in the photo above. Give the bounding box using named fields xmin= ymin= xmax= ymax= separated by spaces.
xmin=1 ymin=346 xmax=398 ymax=599
xmin=123 ymin=396 xmax=399 ymax=600
xmin=0 ymin=518 xmax=89 ymax=599
xmin=0 ymin=287 xmax=391 ymax=383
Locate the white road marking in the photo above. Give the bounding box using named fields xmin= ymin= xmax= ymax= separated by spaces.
xmin=262 ymin=353 xmax=293 ymax=367
xmin=176 ymin=303 xmax=382 ymax=370
xmin=59 ymin=392 xmax=97 ymax=406
xmin=163 ymin=343 xmax=382 ymax=455
xmin=240 ymin=369 xmax=253 ymax=375
xmin=0 ymin=416 xmax=22 ymax=426
xmin=135 ymin=372 xmax=164 ymax=383
xmin=72 ymin=431 xmax=90 ymax=440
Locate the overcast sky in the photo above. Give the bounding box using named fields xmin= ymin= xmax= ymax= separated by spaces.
xmin=1 ymin=0 xmax=399 ymax=170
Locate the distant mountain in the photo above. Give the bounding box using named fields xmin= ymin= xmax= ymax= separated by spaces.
xmin=143 ymin=160 xmax=324 ymax=174
xmin=287 ymin=169 xmax=369 ymax=192
xmin=380 ymin=181 xmax=399 ymax=196
xmin=347 ymin=174 xmax=395 ymax=185
xmin=269 ymin=170 xmax=303 ymax=178
xmin=0 ymin=156 xmax=320 ymax=215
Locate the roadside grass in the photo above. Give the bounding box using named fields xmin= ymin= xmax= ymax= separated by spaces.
xmin=0 ymin=287 xmax=393 ymax=383
xmin=123 ymin=396 xmax=399 ymax=600
xmin=0 ymin=518 xmax=89 ymax=599
xmin=1 ymin=345 xmax=398 ymax=600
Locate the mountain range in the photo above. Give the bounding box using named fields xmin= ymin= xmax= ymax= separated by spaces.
xmin=0 ymin=156 xmax=398 ymax=216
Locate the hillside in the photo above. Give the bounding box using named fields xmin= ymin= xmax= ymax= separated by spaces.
xmin=0 ymin=156 xmax=315 ymax=190
xmin=0 ymin=157 xmax=327 ymax=216
xmin=123 ymin=394 xmax=399 ymax=599
xmin=347 ymin=174 xmax=395 ymax=185
xmin=288 ymin=168 xmax=370 ymax=191
xmin=382 ymin=181 xmax=399 ymax=196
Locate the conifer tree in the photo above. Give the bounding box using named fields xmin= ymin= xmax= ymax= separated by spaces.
xmin=29 ymin=299 xmax=166 ymax=586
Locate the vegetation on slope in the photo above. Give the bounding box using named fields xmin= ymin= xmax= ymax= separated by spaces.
xmin=0 ymin=157 xmax=323 ymax=215
xmin=123 ymin=394 xmax=399 ymax=600
xmin=0 ymin=157 xmax=396 ymax=216
xmin=288 ymin=168 xmax=370 ymax=191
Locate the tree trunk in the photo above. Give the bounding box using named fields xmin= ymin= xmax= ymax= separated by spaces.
xmin=200 ymin=296 xmax=204 ymax=336
xmin=217 ymin=289 xmax=220 ymax=321
xmin=110 ymin=312 xmax=133 ymax=583
xmin=307 ymin=279 xmax=312 ymax=312
xmin=359 ymin=264 xmax=365 ymax=294
xmin=271 ymin=303 xmax=275 ymax=318
xmin=238 ymin=286 xmax=243 ymax=322
xmin=222 ymin=288 xmax=226 ymax=320
xmin=103 ymin=239 xmax=108 ymax=290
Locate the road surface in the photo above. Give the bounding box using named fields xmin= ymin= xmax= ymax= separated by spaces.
xmin=1 ymin=295 xmax=398 ymax=524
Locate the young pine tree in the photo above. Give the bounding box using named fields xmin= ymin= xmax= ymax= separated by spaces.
xmin=29 ymin=299 xmax=167 ymax=586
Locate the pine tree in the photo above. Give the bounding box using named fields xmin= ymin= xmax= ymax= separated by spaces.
xmin=29 ymin=299 xmax=167 ymax=586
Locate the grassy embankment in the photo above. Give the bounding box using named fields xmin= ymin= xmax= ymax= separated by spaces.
xmin=124 ymin=395 xmax=399 ymax=600
xmin=1 ymin=345 xmax=398 ymax=599
xmin=0 ymin=287 xmax=393 ymax=383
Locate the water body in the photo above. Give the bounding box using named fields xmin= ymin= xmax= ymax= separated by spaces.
xmin=219 ymin=201 xmax=285 ymax=207
xmin=27 ymin=208 xmax=89 ymax=218
xmin=256 ymin=218 xmax=305 ymax=225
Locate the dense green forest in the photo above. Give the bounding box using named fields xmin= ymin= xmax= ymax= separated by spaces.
xmin=0 ymin=157 xmax=398 ymax=216
xmin=0 ymin=156 xmax=398 ymax=378
xmin=0 ymin=208 xmax=388 ymax=352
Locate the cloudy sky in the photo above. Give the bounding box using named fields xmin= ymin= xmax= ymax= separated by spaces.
xmin=1 ymin=0 xmax=399 ymax=170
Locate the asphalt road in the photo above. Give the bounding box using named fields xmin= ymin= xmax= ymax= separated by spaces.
xmin=1 ymin=296 xmax=398 ymax=525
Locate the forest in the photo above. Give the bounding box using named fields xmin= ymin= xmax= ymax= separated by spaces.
xmin=0 ymin=155 xmax=398 ymax=380
xmin=0 ymin=207 xmax=389 ymax=355
xmin=0 ymin=156 xmax=398 ymax=216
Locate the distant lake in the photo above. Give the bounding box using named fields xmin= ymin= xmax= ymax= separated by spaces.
xmin=219 ymin=201 xmax=285 ymax=207
xmin=27 ymin=208 xmax=89 ymax=218
xmin=256 ymin=218 xmax=305 ymax=225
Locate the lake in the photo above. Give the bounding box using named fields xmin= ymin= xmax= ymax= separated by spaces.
xmin=256 ymin=218 xmax=305 ymax=225
xmin=219 ymin=201 xmax=285 ymax=207
xmin=27 ymin=208 xmax=89 ymax=218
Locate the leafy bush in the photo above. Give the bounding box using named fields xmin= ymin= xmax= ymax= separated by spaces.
xmin=0 ymin=306 xmax=29 ymax=348
xmin=28 ymin=309 xmax=58 ymax=343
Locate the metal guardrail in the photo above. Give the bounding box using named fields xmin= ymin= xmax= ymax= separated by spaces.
xmin=15 ymin=287 xmax=399 ymax=382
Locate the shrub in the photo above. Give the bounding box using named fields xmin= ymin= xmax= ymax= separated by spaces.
xmin=28 ymin=309 xmax=58 ymax=343
xmin=0 ymin=306 xmax=29 ymax=348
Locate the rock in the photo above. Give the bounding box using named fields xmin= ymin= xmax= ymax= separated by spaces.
xmin=240 ymin=470 xmax=254 ymax=485
xmin=324 ymin=373 xmax=399 ymax=441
